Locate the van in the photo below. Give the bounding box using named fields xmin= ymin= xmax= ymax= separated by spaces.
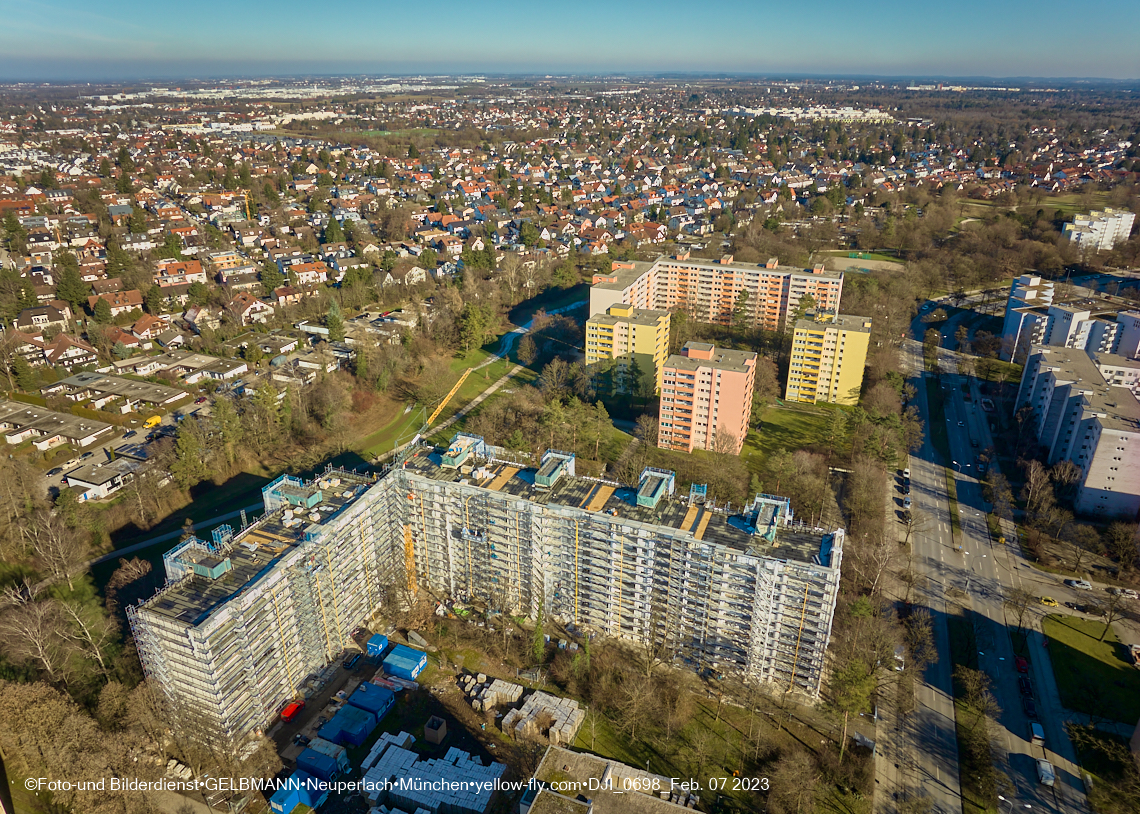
xmin=143 ymin=415 xmax=162 ymax=429
xmin=1029 ymin=722 xmax=1045 ymax=746
xmin=1036 ymin=759 xmax=1055 ymax=786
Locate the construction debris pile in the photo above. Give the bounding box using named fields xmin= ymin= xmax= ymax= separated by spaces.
xmin=500 ymin=690 xmax=584 ymax=746
xmin=459 ymin=674 xmax=523 ymax=712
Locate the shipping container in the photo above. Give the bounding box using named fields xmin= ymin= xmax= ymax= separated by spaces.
xmin=297 ymin=748 xmax=339 ymax=782
xmin=319 ymin=704 xmax=377 ymax=747
xmin=348 ymin=681 xmax=395 ymax=719
xmin=366 ymin=633 xmax=389 ymax=657
xmin=383 ymin=644 xmax=427 ymax=680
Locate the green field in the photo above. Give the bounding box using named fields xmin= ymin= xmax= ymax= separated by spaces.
xmin=742 ymin=402 xmax=844 ymax=476
xmin=1041 ymin=614 xmax=1140 ymax=725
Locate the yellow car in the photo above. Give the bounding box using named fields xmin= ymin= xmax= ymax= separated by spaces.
xmin=1040 ymin=596 xmax=1058 ymax=607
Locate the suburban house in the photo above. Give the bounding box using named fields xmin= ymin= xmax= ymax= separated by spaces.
xmin=88 ymin=290 xmax=144 ymax=317
xmin=15 ymin=305 xmax=70 ymax=334
xmin=228 ymin=292 xmax=274 ymax=326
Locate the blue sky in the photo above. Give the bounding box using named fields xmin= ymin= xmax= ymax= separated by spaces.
xmin=1 ymin=0 xmax=1137 ymax=81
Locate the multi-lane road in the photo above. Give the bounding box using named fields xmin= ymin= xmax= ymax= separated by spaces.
xmin=877 ymin=320 xmax=1088 ymax=814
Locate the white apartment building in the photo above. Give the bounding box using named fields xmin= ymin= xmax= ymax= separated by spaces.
xmin=1063 ymin=208 xmax=1136 ymax=252
xmin=1015 ymin=347 xmax=1140 ymax=518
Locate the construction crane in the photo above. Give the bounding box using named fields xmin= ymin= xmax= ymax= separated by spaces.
xmin=426 ymin=369 xmax=472 ymax=425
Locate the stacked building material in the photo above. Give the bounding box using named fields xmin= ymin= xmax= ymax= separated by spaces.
xmin=362 ymin=731 xmax=505 ymax=813
xmin=499 ymin=690 xmax=584 ymax=745
xmin=458 ymin=674 xmax=523 ymax=711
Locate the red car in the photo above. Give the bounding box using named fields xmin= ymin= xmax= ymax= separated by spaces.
xmin=280 ymin=701 xmax=304 ymax=722
xmin=195 ymin=396 xmax=207 ymax=404
xmin=1015 ymin=656 xmax=1029 ymax=674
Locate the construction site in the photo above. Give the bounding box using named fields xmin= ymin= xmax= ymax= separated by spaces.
xmin=130 ymin=434 xmax=844 ymax=738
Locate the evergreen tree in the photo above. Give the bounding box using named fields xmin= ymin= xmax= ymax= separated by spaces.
xmin=12 ymin=355 xmax=36 ymax=391
xmin=145 ymin=285 xmax=163 ymax=314
xmin=407 ymin=143 xmax=420 ymax=159
xmin=186 ymin=281 xmax=209 ymax=306
xmin=326 ymin=300 xmax=345 ymax=343
xmin=93 ymin=298 xmax=113 ymax=324
xmin=260 ymin=262 xmax=284 ymax=293
xmin=171 ymin=422 xmax=210 ymax=490
xmin=54 ymin=256 xmax=88 ymax=312
xmin=323 ymin=217 xmax=345 ymax=244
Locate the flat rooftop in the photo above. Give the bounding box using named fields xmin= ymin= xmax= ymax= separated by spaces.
xmin=795 ymin=313 xmax=873 ymax=333
xmin=0 ymin=399 xmax=115 ymax=442
xmin=403 ymin=450 xmax=829 ymax=564
xmin=141 ymin=470 xmax=375 ymax=627
xmin=1034 ymin=347 xmax=1140 ymax=434
xmin=664 ymin=346 xmax=756 ymax=374
xmin=587 ymin=307 xmax=669 ymax=327
xmin=534 ymin=746 xmax=694 ymax=814
xmin=47 ymin=372 xmax=187 ymax=405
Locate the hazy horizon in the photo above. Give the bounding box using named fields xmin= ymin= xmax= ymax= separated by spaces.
xmin=2 ymin=0 xmax=1137 ymax=83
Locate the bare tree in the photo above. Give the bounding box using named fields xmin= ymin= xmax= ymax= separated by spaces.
xmin=1091 ymin=593 xmax=1132 ymax=642
xmin=1003 ymin=588 xmax=1036 ymax=635
xmin=0 ymin=598 xmax=71 ymax=685
xmin=901 ymin=508 xmax=931 ymax=547
xmin=59 ymin=599 xmax=117 ymax=676
xmin=23 ymin=509 xmax=88 ymax=591
xmin=850 ymin=532 xmax=899 ymax=596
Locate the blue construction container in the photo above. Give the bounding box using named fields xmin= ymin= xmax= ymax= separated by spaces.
xmin=297 ymin=748 xmax=339 ymax=782
xmin=308 ymin=737 xmax=350 ymax=773
xmin=383 ymin=644 xmax=427 ymax=680
xmin=348 ymin=681 xmax=395 ymax=719
xmin=366 ymin=633 xmax=388 ymax=657
xmin=319 ymin=704 xmax=377 ymax=747
xmin=268 ymin=771 xmax=328 ymax=814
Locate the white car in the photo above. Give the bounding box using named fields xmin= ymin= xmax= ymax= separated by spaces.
xmin=903 ymin=497 xmax=912 ymax=509
xmin=1065 ymin=579 xmax=1093 ymax=591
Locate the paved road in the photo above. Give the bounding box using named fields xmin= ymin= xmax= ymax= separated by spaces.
xmin=898 ymin=318 xmax=1089 ymax=814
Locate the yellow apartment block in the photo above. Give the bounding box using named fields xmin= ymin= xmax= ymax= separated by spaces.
xmin=785 ymin=312 xmax=872 ymax=405
xmin=585 ymin=304 xmax=671 ymax=394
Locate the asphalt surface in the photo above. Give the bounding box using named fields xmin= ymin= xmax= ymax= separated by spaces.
xmin=881 ymin=315 xmax=1090 ymax=814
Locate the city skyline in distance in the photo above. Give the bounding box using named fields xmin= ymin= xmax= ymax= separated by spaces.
xmin=1 ymin=0 xmax=1138 ymax=82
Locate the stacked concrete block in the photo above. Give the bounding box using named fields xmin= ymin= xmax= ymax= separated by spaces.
xmin=499 ymin=690 xmax=584 ymax=746
xmin=459 ymin=674 xmax=523 ymax=712
xmin=363 ymin=730 xmax=506 ymax=814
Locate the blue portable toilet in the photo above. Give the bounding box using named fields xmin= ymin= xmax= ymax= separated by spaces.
xmin=348 ymin=682 xmax=395 ymax=720
xmin=297 ymin=747 xmax=339 ymax=782
xmin=382 ymin=644 xmax=427 ymax=680
xmin=366 ymin=633 xmax=389 ymax=657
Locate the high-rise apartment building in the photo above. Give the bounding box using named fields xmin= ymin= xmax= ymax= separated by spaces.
xmin=131 ymin=443 xmax=844 ymax=737
xmin=590 ymin=252 xmax=843 ymax=332
xmin=1015 ymin=347 xmax=1140 ymax=518
xmin=584 ymin=304 xmax=671 ymax=394
xmin=1062 ymin=208 xmax=1136 ymax=253
xmin=785 ymin=312 xmax=872 ymax=405
xmin=658 ymin=342 xmax=756 ymax=455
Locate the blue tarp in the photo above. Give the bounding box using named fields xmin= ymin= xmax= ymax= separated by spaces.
xmin=348 ymin=682 xmax=395 ymax=718
xmin=366 ymin=633 xmax=389 ymax=657
xmin=319 ymin=704 xmax=377 ymax=747
xmin=297 ymin=748 xmax=339 ymax=782
xmin=383 ymin=644 xmax=427 ymax=680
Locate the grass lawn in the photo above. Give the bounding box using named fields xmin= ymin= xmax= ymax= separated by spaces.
xmin=1041 ymin=614 xmax=1140 ymax=725
xmin=424 ymin=367 xmax=539 ymax=447
xmin=947 ymin=613 xmax=998 ymax=814
xmin=1067 ymin=726 xmax=1139 ymax=814
xmin=821 ymin=249 xmax=904 ymax=263
xmin=944 ymin=466 xmax=962 ymax=546
xmin=742 ymin=402 xmax=844 ymax=476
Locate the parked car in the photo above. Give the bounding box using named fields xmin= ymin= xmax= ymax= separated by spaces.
xmin=1107 ymin=587 xmax=1139 ymax=599
xmin=195 ymin=396 xmax=208 ymax=404
xmin=342 ymin=652 xmax=362 ymax=670
xmin=1065 ymin=579 xmax=1093 ymax=591
xmin=292 ymin=734 xmax=311 ymax=747
xmin=122 ymin=430 xmax=136 ymax=439
xmin=47 ymin=467 xmax=64 ymax=476
xmin=1023 ymin=697 xmax=1038 ymax=718
xmin=1037 ymin=759 xmax=1055 ymax=787
xmin=80 ymin=451 xmax=95 ymax=460
xmin=1018 ymin=676 xmax=1033 ymax=697
xmin=903 ymin=497 xmax=912 ymax=509
xmin=1015 ymin=656 xmax=1029 ymax=674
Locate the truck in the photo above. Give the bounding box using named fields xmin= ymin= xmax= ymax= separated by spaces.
xmin=1037 ymin=759 xmax=1056 ymax=787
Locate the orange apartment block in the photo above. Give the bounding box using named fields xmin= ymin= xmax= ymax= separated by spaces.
xmin=590 ymin=252 xmax=844 ymax=332
xmin=658 ymin=342 xmax=756 ymax=455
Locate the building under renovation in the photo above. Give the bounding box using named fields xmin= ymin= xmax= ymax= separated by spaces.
xmin=131 ymin=436 xmax=844 ymax=737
